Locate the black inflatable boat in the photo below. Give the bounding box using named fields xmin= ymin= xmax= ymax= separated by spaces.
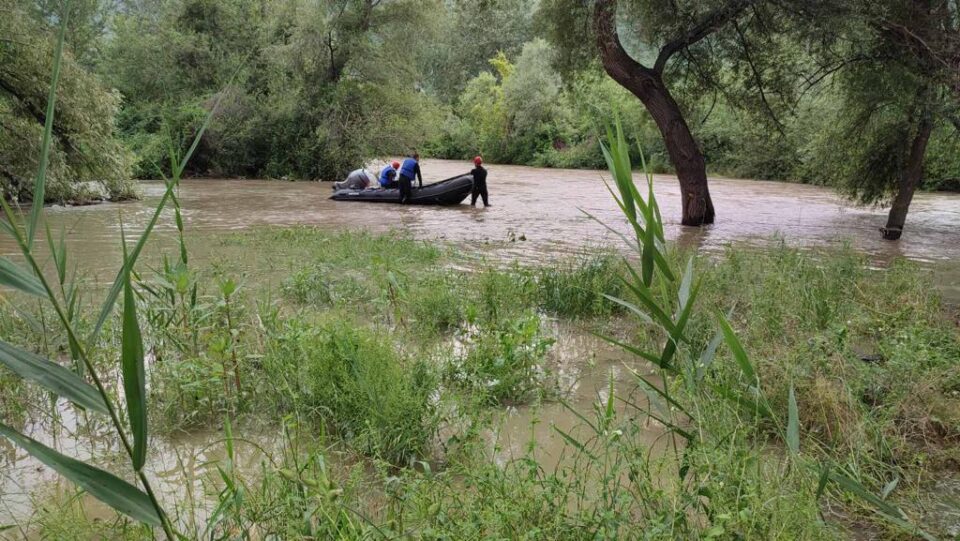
xmin=330 ymin=174 xmax=473 ymax=205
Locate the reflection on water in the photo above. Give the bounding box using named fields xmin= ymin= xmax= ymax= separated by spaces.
xmin=2 ymin=159 xmax=957 ymax=298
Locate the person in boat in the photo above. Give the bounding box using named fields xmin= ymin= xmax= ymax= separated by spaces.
xmin=470 ymin=155 xmax=489 ymax=207
xmin=398 ymin=153 xmax=423 ymax=204
xmin=379 ymin=161 xmax=401 ymax=189
xmin=334 ymin=168 xmax=375 ymax=190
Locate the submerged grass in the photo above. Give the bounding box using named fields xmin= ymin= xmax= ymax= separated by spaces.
xmin=4 ymin=222 xmax=959 ymax=539
xmin=2 ymin=167 xmax=958 ymax=540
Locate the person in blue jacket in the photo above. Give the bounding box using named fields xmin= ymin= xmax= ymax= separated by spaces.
xmin=397 ymin=153 xmax=423 ymax=204
xmin=379 ymin=160 xmax=401 ymax=189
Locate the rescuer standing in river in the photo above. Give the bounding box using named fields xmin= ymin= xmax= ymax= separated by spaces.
xmin=470 ymin=155 xmax=489 ymax=207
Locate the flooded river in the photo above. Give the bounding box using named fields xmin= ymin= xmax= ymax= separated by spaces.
xmin=1 ymin=160 xmax=958 ymax=532
xmin=2 ymin=159 xmax=957 ymax=298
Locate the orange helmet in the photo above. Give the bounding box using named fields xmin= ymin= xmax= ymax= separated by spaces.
xmin=391 ymin=161 xmax=400 ymax=169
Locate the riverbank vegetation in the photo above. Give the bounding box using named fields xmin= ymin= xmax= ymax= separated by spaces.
xmin=4 ymin=216 xmax=959 ymax=539
xmin=2 ymin=92 xmax=959 ymax=536
xmin=3 ymin=0 xmax=958 ymax=232
xmin=2 ymin=2 xmax=960 ymax=539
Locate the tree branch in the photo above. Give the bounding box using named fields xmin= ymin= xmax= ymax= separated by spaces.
xmin=594 ymin=0 xmax=656 ymax=85
xmin=733 ymin=20 xmax=786 ymax=136
xmin=653 ymin=0 xmax=759 ymax=74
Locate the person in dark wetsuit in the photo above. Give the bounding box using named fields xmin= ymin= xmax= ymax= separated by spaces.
xmin=470 ymin=155 xmax=489 ymax=207
xmin=379 ymin=160 xmax=400 ymax=189
xmin=397 ymin=153 xmax=423 ymax=204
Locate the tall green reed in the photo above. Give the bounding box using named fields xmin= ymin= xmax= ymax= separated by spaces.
xmin=592 ymin=120 xmax=934 ymax=539
xmin=0 ymin=3 xmax=226 ymax=537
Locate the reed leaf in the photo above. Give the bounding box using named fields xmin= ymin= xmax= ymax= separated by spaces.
xmin=121 ymin=238 xmax=148 ymax=471
xmin=592 ymin=331 xmax=664 ymax=366
xmin=0 ymin=423 xmax=161 ymax=527
xmin=696 ymin=328 xmax=723 ymax=382
xmin=88 ymin=75 xmax=233 ymax=347
xmin=601 ymin=294 xmax=653 ymax=325
xmin=0 ymin=258 xmax=45 ymax=297
xmin=26 ymin=2 xmax=70 ymax=249
xmin=787 ymin=385 xmax=800 ymax=454
xmin=717 ymin=313 xmax=756 ymax=382
xmin=553 ymin=426 xmax=597 ymax=461
xmin=0 ymin=340 xmax=107 ymax=414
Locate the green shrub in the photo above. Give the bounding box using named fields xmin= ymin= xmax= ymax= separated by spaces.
xmin=472 ymin=268 xmax=537 ymax=323
xmin=151 ymin=356 xmax=234 ymax=430
xmin=283 ymin=266 xmax=371 ymax=307
xmin=536 ymin=254 xmax=624 ymax=318
xmin=445 ymin=312 xmax=554 ymax=405
xmin=407 ymin=274 xmax=468 ymax=334
xmin=261 ymin=317 xmax=439 ymax=464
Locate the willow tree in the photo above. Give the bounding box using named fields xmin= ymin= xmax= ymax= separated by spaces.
xmin=0 ymin=0 xmax=133 ymax=203
xmin=801 ymin=0 xmax=959 ymax=239
xmin=540 ymin=0 xmax=810 ymax=226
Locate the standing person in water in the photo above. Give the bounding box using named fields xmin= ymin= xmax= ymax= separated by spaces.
xmin=398 ymin=153 xmax=423 ymax=204
xmin=470 ymin=155 xmax=489 ymax=207
xmin=379 ymin=160 xmax=400 ymax=189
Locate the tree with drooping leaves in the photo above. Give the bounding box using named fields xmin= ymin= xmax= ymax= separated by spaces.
xmin=1 ymin=0 xmax=134 ymax=203
xmin=794 ymin=0 xmax=960 ymax=239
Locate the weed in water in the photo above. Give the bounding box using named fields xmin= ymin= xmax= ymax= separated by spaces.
xmin=536 ymin=252 xmax=625 ymax=319
xmin=445 ymin=311 xmax=555 ymax=405
xmin=260 ymin=316 xmax=440 ymax=465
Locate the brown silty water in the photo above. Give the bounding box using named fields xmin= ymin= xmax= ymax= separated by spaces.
xmin=0 ymin=160 xmax=958 ymax=531
xmin=2 ymin=159 xmax=957 ymax=298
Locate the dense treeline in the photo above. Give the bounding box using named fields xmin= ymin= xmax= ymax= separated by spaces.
xmin=1 ymin=0 xmax=958 ymax=233
xmin=0 ymin=0 xmax=135 ymax=203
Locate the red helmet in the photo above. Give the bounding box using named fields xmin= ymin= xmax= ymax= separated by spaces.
xmin=473 ymin=156 xmax=483 ymax=166
xmin=391 ymin=161 xmax=400 ymax=169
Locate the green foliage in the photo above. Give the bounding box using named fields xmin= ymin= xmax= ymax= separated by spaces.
xmin=428 ymin=40 xmax=677 ymax=170
xmin=422 ymin=0 xmax=536 ymax=101
xmin=446 ymin=312 xmax=554 ymax=405
xmin=536 ymin=253 xmax=625 ymax=318
xmin=101 ymin=0 xmax=445 ymax=180
xmin=0 ymin=0 xmax=135 ymax=203
xmin=262 ymin=317 xmax=440 ymax=465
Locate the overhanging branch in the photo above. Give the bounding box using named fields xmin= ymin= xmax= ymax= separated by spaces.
xmin=654 ymin=0 xmax=759 ymax=74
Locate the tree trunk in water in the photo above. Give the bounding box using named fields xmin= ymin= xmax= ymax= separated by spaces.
xmin=637 ymin=76 xmax=716 ymax=225
xmin=594 ymin=0 xmax=715 ymax=225
xmin=881 ymin=111 xmax=933 ymax=240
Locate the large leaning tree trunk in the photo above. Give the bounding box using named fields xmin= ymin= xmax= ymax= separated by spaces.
xmin=593 ymin=0 xmax=758 ymax=225
xmin=881 ymin=110 xmax=934 ymax=240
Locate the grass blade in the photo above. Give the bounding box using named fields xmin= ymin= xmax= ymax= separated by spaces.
xmin=0 ymin=258 xmax=45 ymax=297
xmin=717 ymin=313 xmax=756 ymax=382
xmin=88 ymin=71 xmax=236 ymax=347
xmin=553 ymin=426 xmax=597 ymax=461
xmin=27 ymin=2 xmax=71 ymax=249
xmin=601 ymin=294 xmax=654 ymax=325
xmin=881 ymin=476 xmax=899 ymax=500
xmin=0 ymin=340 xmax=107 ymax=414
xmin=121 ymin=232 xmax=148 ymax=471
xmin=627 ymin=366 xmax=691 ymax=418
xmin=678 ymin=257 xmax=694 ymax=310
xmin=826 ymin=471 xmax=923 ymax=532
xmin=0 ymin=423 xmax=161 ymax=526
xmin=659 ymin=280 xmax=701 ymax=370
xmin=696 ymin=328 xmax=723 ymax=381
xmin=787 ymin=385 xmax=800 ymax=454
xmin=711 ymin=383 xmax=774 ymax=420
xmin=592 ymin=331 xmax=665 ymax=366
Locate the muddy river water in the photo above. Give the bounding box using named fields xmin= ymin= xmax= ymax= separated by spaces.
xmin=0 ymin=160 xmax=958 ymax=532
xmin=2 ymin=159 xmax=958 ymax=297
